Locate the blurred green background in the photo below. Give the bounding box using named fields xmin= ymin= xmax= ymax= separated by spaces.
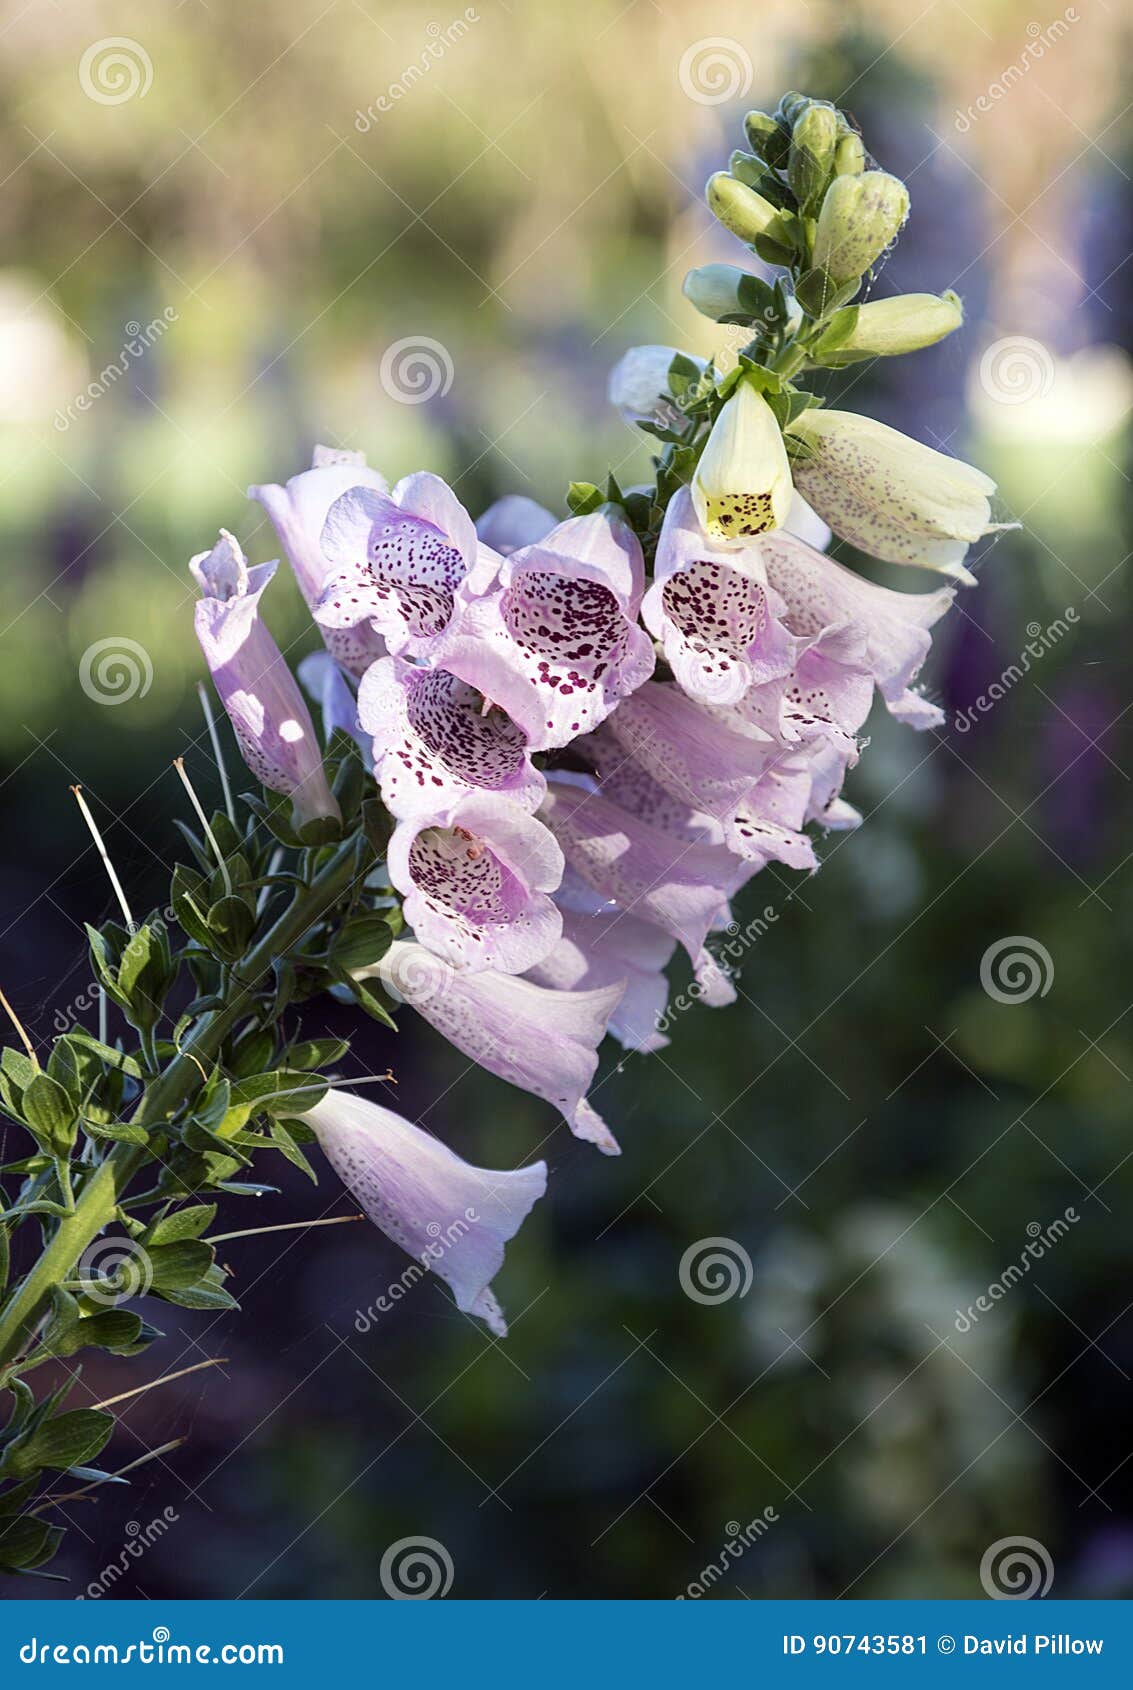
xmin=2 ymin=0 xmax=1132 ymax=1600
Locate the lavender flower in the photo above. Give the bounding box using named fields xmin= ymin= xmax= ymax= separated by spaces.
xmin=190 ymin=530 xmax=340 ymax=838
xmin=301 ymin=1088 xmax=547 ymax=1335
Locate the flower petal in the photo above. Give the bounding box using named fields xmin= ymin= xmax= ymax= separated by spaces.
xmin=528 ymin=904 xmax=676 ymax=1054
xmin=318 ymin=474 xmax=493 ymax=660
xmin=303 ymin=1089 xmax=546 ymax=1334
xmin=375 ymin=941 xmax=624 ymax=1153
xmin=388 ymin=796 xmax=563 ymax=974
xmin=249 ymin=446 xmax=390 ymax=676
xmin=540 ymin=775 xmax=747 ymax=964
xmin=644 ymin=487 xmax=796 ymax=705
xmin=441 ymin=508 xmax=654 ymax=749
xmin=358 ymin=656 xmax=544 ymax=820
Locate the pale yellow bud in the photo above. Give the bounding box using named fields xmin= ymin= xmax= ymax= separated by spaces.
xmin=692 ymin=383 xmax=794 ymax=546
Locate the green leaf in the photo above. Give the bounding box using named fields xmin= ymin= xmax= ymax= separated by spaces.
xmin=45 ymin=1310 xmax=144 ymax=1359
xmin=82 ymin=1118 xmax=151 ymax=1146
xmin=144 ymin=1203 xmax=217 ymax=1246
xmin=0 ymin=1476 xmax=42 ymax=1517
xmin=147 ymin=1239 xmax=215 ymax=1292
xmin=0 ymin=1514 xmax=65 ymax=1572
xmin=269 ymin=1119 xmax=316 ymax=1182
xmin=3 ymin=1409 xmax=113 ymax=1479
xmin=207 ymin=895 xmax=256 ymax=958
xmin=566 ymin=481 xmax=604 ymax=517
xmin=21 ymin=1074 xmax=77 ymax=1155
xmin=345 ymin=972 xmax=398 ymax=1030
xmin=285 ymin=1037 xmax=349 ymax=1071
xmin=228 ymin=1070 xmax=329 ymax=1116
xmin=157 ymin=1264 xmax=239 ymax=1312
xmin=330 ymin=913 xmax=394 ymax=970
xmin=0 ymin=1221 xmax=8 ymax=1294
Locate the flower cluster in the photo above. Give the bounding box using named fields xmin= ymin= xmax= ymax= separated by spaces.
xmin=186 ymin=92 xmax=1010 ymax=1333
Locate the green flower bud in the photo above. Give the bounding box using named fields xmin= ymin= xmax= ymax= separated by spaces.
xmin=706 ymin=171 xmax=782 ymax=246
xmin=682 ymin=263 xmax=773 ymax=324
xmin=810 ymin=291 xmax=964 ymax=365
xmin=812 ymin=171 xmax=909 ymax=284
xmin=834 ymin=131 xmax=866 ymax=176
xmin=788 ymin=104 xmax=839 ymax=211
xmin=776 ymin=90 xmax=812 ymax=128
xmin=744 ymin=110 xmax=789 ymax=168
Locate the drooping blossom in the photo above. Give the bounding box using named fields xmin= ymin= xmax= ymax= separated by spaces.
xmin=750 ymin=526 xmax=954 ymax=729
xmin=357 ymin=656 xmax=544 ymax=821
xmin=643 ymin=486 xmax=797 ymax=705
xmin=692 ymin=381 xmax=794 ymax=544
xmin=441 ymin=505 xmax=655 ymax=750
xmin=370 ymin=939 xmax=624 ymax=1154
xmin=387 ymin=796 xmax=563 ymax=974
xmin=785 ymin=409 xmax=1011 ymax=582
xmin=316 ymin=473 xmax=496 ymax=662
xmin=539 ymin=775 xmax=748 ymax=965
xmin=190 ymin=531 xmax=340 ymax=836
xmin=475 ymin=495 xmax=556 ymax=555
xmin=527 ymin=899 xmax=676 ymax=1055
xmin=301 ymin=1088 xmax=546 ymax=1335
xmin=249 ymin=445 xmax=390 ymax=676
xmin=591 ymin=682 xmax=816 ymax=868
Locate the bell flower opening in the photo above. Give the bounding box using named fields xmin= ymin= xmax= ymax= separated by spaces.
xmin=302 ymin=1089 xmax=547 ymax=1335
xmin=190 ymin=530 xmax=341 ymax=838
xmin=692 ymin=381 xmax=794 ymax=546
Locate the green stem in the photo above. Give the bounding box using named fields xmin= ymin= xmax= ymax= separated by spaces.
xmin=0 ymin=837 xmax=360 ymax=1370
